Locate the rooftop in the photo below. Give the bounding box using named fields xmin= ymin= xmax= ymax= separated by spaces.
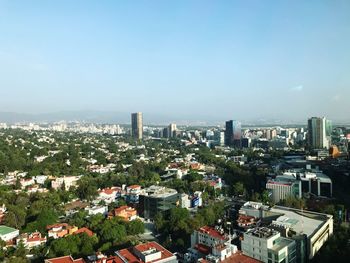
xmin=221 ymin=251 xmax=262 ymax=263
xmin=198 ymin=226 xmax=227 ymax=241
xmin=99 ymin=187 xmax=121 ymax=195
xmin=115 ymin=242 xmax=175 ymax=263
xmin=0 ymin=225 xmax=18 ymax=235
xmin=128 ymin=185 xmax=142 ymax=189
xmin=246 ymin=227 xmax=279 ymax=239
xmin=73 ymin=227 xmax=94 ymax=237
xmin=45 ymin=255 xmax=85 ymax=263
xmin=269 ymin=237 xmax=294 ymax=252
xmin=141 ymin=186 xmax=178 ymax=198
xmin=271 ymin=206 xmax=330 ymax=237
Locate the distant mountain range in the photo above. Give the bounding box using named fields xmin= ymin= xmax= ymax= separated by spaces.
xmin=0 ymin=111 xmax=140 ymax=124
xmin=0 ymin=111 xmax=215 ymax=126
xmin=0 ymin=111 xmax=348 ymax=126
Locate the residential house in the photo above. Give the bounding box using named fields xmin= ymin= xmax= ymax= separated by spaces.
xmin=51 ymin=176 xmax=81 ymax=191
xmin=85 ymin=205 xmax=108 ymax=216
xmin=73 ymin=227 xmax=94 ymax=237
xmin=47 ymin=223 xmax=78 ymax=239
xmin=97 ymin=187 xmax=124 ymax=204
xmin=16 ymin=232 xmax=47 ymax=249
xmin=108 ymin=206 xmax=138 ymax=221
xmin=185 ymin=226 xmax=237 ymax=262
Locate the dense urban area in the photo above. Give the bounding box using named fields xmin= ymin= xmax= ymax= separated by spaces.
xmin=0 ymin=114 xmax=349 ymax=263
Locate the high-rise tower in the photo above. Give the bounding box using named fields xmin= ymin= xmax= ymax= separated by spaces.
xmin=225 ymin=120 xmax=233 ymax=146
xmin=307 ymin=117 xmax=331 ymax=149
xmin=168 ymin=123 xmax=177 ymax=138
xmin=131 ymin=112 xmax=143 ymax=140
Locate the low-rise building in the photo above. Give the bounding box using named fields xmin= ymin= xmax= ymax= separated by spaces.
xmin=238 ymin=202 xmax=333 ymax=262
xmin=267 ymin=169 xmax=333 ymax=200
xmin=266 ymin=179 xmax=301 ymax=203
xmin=186 ymin=226 xmax=238 ymax=262
xmin=73 ymin=227 xmax=94 ymax=237
xmin=51 ymin=176 xmax=81 ymax=191
xmin=20 ymin=178 xmax=35 ymax=189
xmin=47 ymin=223 xmax=78 ymax=239
xmin=109 ymin=206 xmax=138 ymax=221
xmin=89 ymin=241 xmax=177 ymax=263
xmin=126 ymin=185 xmax=142 ymax=203
xmin=85 ymin=205 xmax=108 ymax=216
xmin=0 ymin=225 xmax=19 ymax=242
xmin=16 ymin=232 xmax=47 ymax=249
xmin=34 ymin=175 xmax=48 ymax=185
xmin=97 ymin=187 xmax=124 ymax=204
xmin=241 ymin=227 xmax=296 ymax=263
xmin=139 ymin=186 xmax=179 ymax=220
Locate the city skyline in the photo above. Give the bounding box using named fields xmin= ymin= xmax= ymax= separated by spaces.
xmin=0 ymin=1 xmax=350 ymax=121
xmin=0 ymin=110 xmax=346 ymax=126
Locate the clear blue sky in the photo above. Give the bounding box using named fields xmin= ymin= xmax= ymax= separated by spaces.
xmin=0 ymin=0 xmax=349 ymax=122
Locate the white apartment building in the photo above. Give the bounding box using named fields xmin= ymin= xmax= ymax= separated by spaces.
xmin=241 ymin=227 xmax=296 ymax=263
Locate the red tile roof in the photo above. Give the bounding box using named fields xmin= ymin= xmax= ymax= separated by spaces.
xmin=221 ymin=251 xmax=262 ymax=263
xmin=117 ymin=248 xmax=140 ymax=263
xmin=45 ymin=255 xmax=85 ymax=263
xmin=26 ymin=232 xmax=46 ymax=242
xmin=237 ymin=215 xmax=256 ymax=226
xmin=198 ymin=226 xmax=227 ymax=240
xmin=195 ymin=243 xmax=211 ymax=255
xmin=114 ymin=205 xmax=130 ymax=213
xmin=73 ymin=227 xmax=94 ymax=237
xmin=94 ymin=242 xmax=174 ymax=263
xmin=125 ymin=241 xmax=174 ymax=263
xmin=99 ymin=188 xmax=118 ymax=195
xmin=127 ymin=185 xmax=141 ymax=189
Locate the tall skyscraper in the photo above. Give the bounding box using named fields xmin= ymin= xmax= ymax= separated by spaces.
xmin=168 ymin=123 xmax=177 ymax=138
xmin=225 ymin=120 xmax=233 ymax=146
xmin=307 ymin=117 xmax=331 ymax=149
xmin=225 ymin=120 xmax=241 ymax=147
xmin=131 ymin=112 xmax=143 ymax=140
xmin=232 ymin=120 xmax=242 ymax=148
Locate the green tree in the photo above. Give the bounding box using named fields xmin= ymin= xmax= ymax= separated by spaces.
xmin=233 ymin=182 xmax=245 ymax=196
xmin=68 ymin=210 xmax=88 ymax=228
xmin=14 ymin=241 xmax=27 ymax=258
xmin=127 ymin=219 xmax=145 ymax=235
xmin=154 ymin=213 xmax=165 ymax=233
xmin=76 ymin=178 xmax=98 ymax=201
xmin=98 ymin=219 xmax=127 ymax=244
xmin=169 ymin=207 xmax=191 ymax=234
xmin=4 ymin=206 xmax=26 ymax=229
